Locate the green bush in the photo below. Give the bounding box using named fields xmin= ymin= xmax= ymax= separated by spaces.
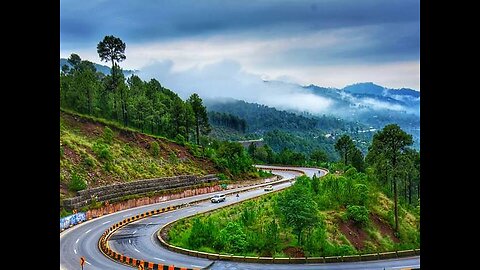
xmin=92 ymin=141 xmax=113 ymax=161
xmin=103 ymin=126 xmax=114 ymax=144
xmin=60 ymin=208 xmax=72 ymax=218
xmin=60 ymin=145 xmax=64 ymax=158
xmin=150 ymin=141 xmax=160 ymax=157
xmin=216 ymin=173 xmax=229 ymax=180
xmin=175 ymin=134 xmax=186 ymax=145
xmin=83 ymin=154 xmax=95 ymax=167
xmin=345 ymin=205 xmax=369 ymax=226
xmin=169 ymin=151 xmax=179 ymax=164
xmin=216 ymin=222 xmax=247 ymax=253
xmin=69 ymin=172 xmax=87 ymax=191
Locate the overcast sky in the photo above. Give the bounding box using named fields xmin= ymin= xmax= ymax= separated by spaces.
xmin=60 ymin=0 xmax=420 ymax=101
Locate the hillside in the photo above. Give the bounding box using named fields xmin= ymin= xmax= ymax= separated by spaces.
xmin=60 ymin=58 xmax=137 ymax=76
xmin=60 ymin=110 xmax=219 ymax=199
xmin=168 ymin=170 xmax=420 ymax=257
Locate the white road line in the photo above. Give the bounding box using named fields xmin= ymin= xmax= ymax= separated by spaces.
xmin=85 ymin=229 xmax=92 ymax=234
xmin=154 ymin=257 xmax=165 ymax=262
xmin=102 ymin=220 xmax=111 ymax=225
xmin=85 ymin=261 xmax=92 ymax=265
xmin=128 ymin=239 xmax=131 ymax=244
xmin=187 ymin=209 xmax=196 ymax=213
xmin=191 ymin=265 xmax=202 ymax=268
xmin=123 ymin=214 xmax=130 ymax=217
xmin=75 ymin=238 xmax=79 ymax=244
xmin=73 ymin=249 xmax=77 ymax=254
xmin=132 ymin=230 xmax=137 ymax=234
xmin=165 ymin=215 xmax=173 ymax=218
xmin=134 ymin=248 xmax=140 ymax=253
xmin=148 ymin=222 xmax=152 ymax=225
xmin=389 ymin=265 xmax=420 ymax=269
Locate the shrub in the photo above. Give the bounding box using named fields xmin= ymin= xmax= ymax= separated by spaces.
xmin=69 ymin=172 xmax=87 ymax=192
xmin=216 ymin=222 xmax=247 ymax=253
xmin=92 ymin=141 xmax=113 ymax=161
xmin=83 ymin=154 xmax=95 ymax=168
xmin=344 ymin=167 xmax=357 ymax=177
xmin=216 ymin=173 xmax=229 ymax=180
xmin=345 ymin=205 xmax=369 ymax=226
xmin=169 ymin=151 xmax=179 ymax=164
xmin=150 ymin=141 xmax=160 ymax=157
xmin=103 ymin=126 xmax=114 ymax=144
xmin=175 ymin=134 xmax=186 ymax=145
xmin=60 ymin=208 xmax=72 ymax=218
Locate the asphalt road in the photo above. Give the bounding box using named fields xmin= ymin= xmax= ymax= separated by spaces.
xmin=60 ymin=166 xmax=420 ymax=270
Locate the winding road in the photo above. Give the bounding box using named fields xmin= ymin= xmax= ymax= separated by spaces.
xmin=60 ymin=166 xmax=420 ymax=270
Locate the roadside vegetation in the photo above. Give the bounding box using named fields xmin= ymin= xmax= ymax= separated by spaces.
xmin=167 ymin=124 xmax=420 ymax=257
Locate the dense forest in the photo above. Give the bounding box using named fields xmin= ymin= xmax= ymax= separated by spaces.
xmin=205 ymin=99 xmax=377 ymax=160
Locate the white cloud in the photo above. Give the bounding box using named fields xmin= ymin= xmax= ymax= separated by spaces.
xmin=137 ymin=59 xmax=334 ymax=115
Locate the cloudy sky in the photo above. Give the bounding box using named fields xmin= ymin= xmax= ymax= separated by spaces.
xmin=60 ymin=0 xmax=419 ymax=110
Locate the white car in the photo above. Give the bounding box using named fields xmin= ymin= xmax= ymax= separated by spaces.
xmin=211 ymin=194 xmax=226 ymax=203
xmin=264 ymin=185 xmax=273 ymax=191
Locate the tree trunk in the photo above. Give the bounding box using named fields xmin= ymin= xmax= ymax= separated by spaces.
xmin=417 ymin=181 xmax=420 ymax=200
xmin=408 ymin=177 xmax=412 ymax=204
xmin=394 ymin=176 xmax=399 ymax=232
xmin=196 ymin=118 xmax=200 ymax=145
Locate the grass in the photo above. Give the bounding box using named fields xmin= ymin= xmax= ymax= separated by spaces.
xmin=60 ymin=110 xmax=218 ymax=203
xmin=166 ymin=184 xmax=420 ymax=257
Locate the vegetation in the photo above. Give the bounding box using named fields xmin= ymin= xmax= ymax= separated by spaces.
xmin=168 ymin=125 xmax=420 ymax=257
xmin=168 ymin=171 xmax=420 ymax=257
xmin=60 ymin=111 xmax=218 ymax=197
xmin=60 ymin=37 xmax=271 ymax=198
xmin=61 ymin=36 xmax=212 ymax=146
xmin=366 ymin=124 xmax=416 ymax=232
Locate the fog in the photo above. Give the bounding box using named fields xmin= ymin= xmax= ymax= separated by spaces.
xmin=138 ymin=59 xmax=334 ymax=115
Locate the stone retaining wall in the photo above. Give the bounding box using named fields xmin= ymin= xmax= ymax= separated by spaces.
xmin=63 ymin=174 xmax=218 ymax=210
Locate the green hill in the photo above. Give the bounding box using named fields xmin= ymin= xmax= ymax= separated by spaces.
xmin=60 ymin=110 xmax=219 ymax=199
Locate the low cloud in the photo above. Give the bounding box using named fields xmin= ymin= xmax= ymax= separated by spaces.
xmin=138 ymin=59 xmax=333 ymax=114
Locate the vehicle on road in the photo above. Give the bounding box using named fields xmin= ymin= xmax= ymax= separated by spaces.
xmin=211 ymin=194 xmax=226 ymax=203
xmin=264 ymin=185 xmax=273 ymax=191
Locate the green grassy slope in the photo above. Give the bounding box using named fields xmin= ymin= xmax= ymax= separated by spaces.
xmin=60 ymin=110 xmax=219 ymax=199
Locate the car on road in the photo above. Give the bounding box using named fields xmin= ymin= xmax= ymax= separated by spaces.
xmin=264 ymin=185 xmax=273 ymax=191
xmin=211 ymin=194 xmax=226 ymax=203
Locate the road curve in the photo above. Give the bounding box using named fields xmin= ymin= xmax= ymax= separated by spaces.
xmin=60 ymin=166 xmax=419 ymax=270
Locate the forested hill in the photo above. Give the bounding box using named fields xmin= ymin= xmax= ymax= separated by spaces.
xmin=205 ymin=99 xmax=354 ymax=134
xmin=60 ymin=58 xmax=137 ymax=77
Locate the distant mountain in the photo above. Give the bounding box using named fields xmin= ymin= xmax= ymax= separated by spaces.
xmin=60 ymin=58 xmax=137 ymax=77
xmin=206 ymin=81 xmax=420 ymax=150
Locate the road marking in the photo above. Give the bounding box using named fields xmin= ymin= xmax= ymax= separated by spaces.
xmin=123 ymin=214 xmax=130 ymax=217
xmin=154 ymin=257 xmax=165 ymax=262
xmin=73 ymin=249 xmax=77 ymax=254
xmin=102 ymin=220 xmax=111 ymax=225
xmin=85 ymin=261 xmax=92 ymax=265
xmin=129 ymin=239 xmax=131 ymax=244
xmin=75 ymin=238 xmax=79 ymax=244
xmin=85 ymin=229 xmax=92 ymax=234
xmin=165 ymin=215 xmax=173 ymax=219
xmin=148 ymin=222 xmax=152 ymax=225
xmin=389 ymin=266 xmax=419 ymax=269
xmin=132 ymin=230 xmax=137 ymax=234
xmin=191 ymin=265 xmax=202 ymax=268
xmin=187 ymin=209 xmax=195 ymax=213
xmin=134 ymin=248 xmax=140 ymax=253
